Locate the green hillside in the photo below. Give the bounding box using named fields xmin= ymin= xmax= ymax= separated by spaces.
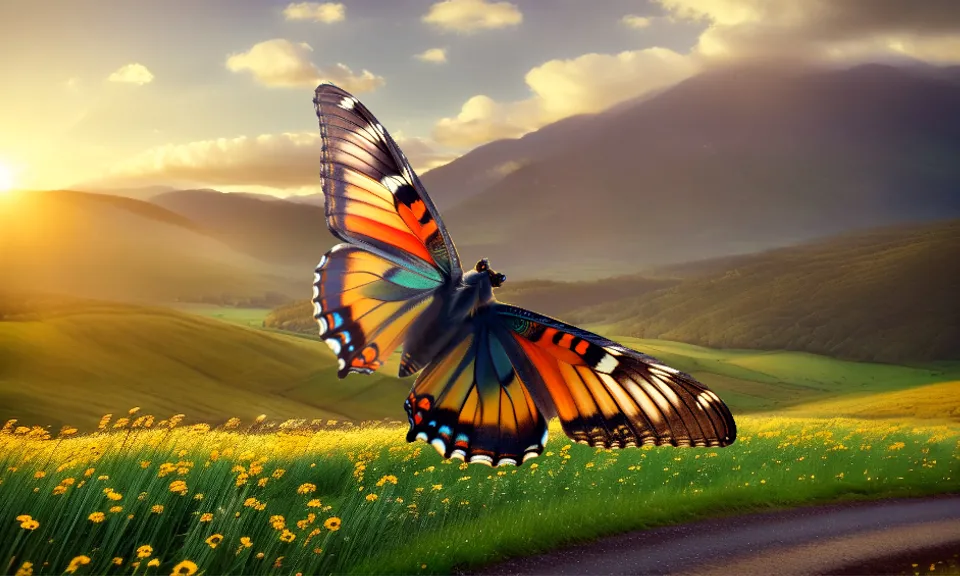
xmin=566 ymin=219 xmax=960 ymax=364
xmin=0 ymin=190 xmax=305 ymax=304
xmin=781 ymin=380 xmax=960 ymax=422
xmin=0 ymin=295 xmax=409 ymax=430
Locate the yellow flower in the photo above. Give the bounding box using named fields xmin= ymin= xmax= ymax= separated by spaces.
xmin=88 ymin=512 xmax=106 ymax=523
xmin=20 ymin=519 xmax=39 ymax=530
xmin=324 ymin=516 xmax=341 ymax=531
xmin=255 ymin=553 xmax=265 ymax=560
xmin=270 ymin=515 xmax=286 ymax=530
xmin=307 ymin=499 xmax=322 ymax=508
xmin=16 ymin=514 xmax=32 ymax=522
xmin=65 ymin=555 xmax=91 ymax=574
xmin=240 ymin=536 xmax=253 ymax=548
xmin=169 ymin=480 xmax=188 ymax=495
xmin=107 ymin=492 xmax=123 ymax=501
xmin=257 ymin=478 xmax=269 ymax=488
xmin=137 ymin=545 xmax=154 ymax=558
xmin=15 ymin=561 xmax=33 ymax=576
xmin=129 ymin=406 xmax=141 ymax=415
xmin=112 ymin=558 xmax=123 ymax=566
xmin=170 ymin=560 xmax=198 ymax=576
xmin=151 ymin=505 xmax=164 ymax=514
xmin=110 ymin=506 xmax=123 ymax=513
xmin=199 ymin=513 xmax=213 ymax=523
xmin=279 ymin=529 xmax=296 ymax=543
xmin=272 ymin=469 xmax=286 ymax=479
xmin=147 ymin=559 xmax=160 ymax=568
xmin=376 ymin=475 xmax=398 ymax=487
xmin=297 ymin=483 xmax=316 ymax=494
xmin=52 ymin=486 xmax=68 ymax=496
xmin=34 ymin=471 xmax=46 ymax=479
xmin=365 ymin=493 xmax=378 ymax=502
xmin=206 ymin=534 xmax=224 ymax=548
xmin=84 ymin=468 xmax=95 ymax=477
xmin=431 ymin=484 xmax=442 ymax=491
xmin=61 ymin=478 xmax=76 ymax=486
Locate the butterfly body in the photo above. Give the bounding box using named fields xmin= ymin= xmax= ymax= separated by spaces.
xmin=312 ymin=83 xmax=736 ymax=467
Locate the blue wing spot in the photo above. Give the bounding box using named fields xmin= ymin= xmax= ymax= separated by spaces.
xmin=455 ymin=433 xmax=469 ymax=444
xmin=438 ymin=425 xmax=452 ymax=437
xmin=332 ymin=312 xmax=344 ymax=329
xmin=428 ymin=420 xmax=437 ymax=427
xmin=342 ymin=331 xmax=351 ymax=344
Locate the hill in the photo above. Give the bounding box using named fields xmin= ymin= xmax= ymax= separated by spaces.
xmin=0 ymin=295 xmax=408 ymax=430
xmin=0 ymin=190 xmax=305 ymax=304
xmin=782 ymin=380 xmax=960 ymax=422
xmin=437 ymin=63 xmax=960 ymax=279
xmin=150 ymin=189 xmax=336 ymax=267
xmin=565 ymin=218 xmax=960 ymax=363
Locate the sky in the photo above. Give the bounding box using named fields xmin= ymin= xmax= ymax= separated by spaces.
xmin=1 ymin=0 xmax=959 ymax=196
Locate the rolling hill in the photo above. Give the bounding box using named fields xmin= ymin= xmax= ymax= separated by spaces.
xmin=0 ymin=190 xmax=305 ymax=304
xmin=437 ymin=63 xmax=960 ymax=279
xmin=150 ymin=189 xmax=336 ymax=267
xmin=0 ymin=295 xmax=409 ymax=430
xmin=565 ymin=218 xmax=960 ymax=364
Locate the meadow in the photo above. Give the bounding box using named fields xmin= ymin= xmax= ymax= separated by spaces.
xmin=1 ymin=412 xmax=957 ymax=576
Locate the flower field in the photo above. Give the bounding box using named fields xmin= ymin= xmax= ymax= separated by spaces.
xmin=1 ymin=412 xmax=958 ymax=575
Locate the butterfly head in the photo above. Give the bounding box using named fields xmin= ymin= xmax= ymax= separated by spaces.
xmin=475 ymin=259 xmax=506 ymax=288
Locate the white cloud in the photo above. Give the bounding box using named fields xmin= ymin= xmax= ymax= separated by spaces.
xmin=106 ymin=131 xmax=454 ymax=189
xmin=422 ymin=0 xmax=522 ymax=33
xmin=226 ymin=39 xmax=385 ymax=92
xmin=433 ymin=48 xmax=700 ymax=147
xmin=107 ymin=63 xmax=154 ymax=86
xmin=415 ymin=48 xmax=448 ymax=64
xmin=282 ymin=2 xmax=345 ymax=23
xmin=657 ymin=0 xmax=960 ymax=64
xmin=621 ymin=15 xmax=653 ymax=29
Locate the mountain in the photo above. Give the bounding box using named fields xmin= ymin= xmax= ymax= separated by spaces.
xmin=564 ymin=218 xmax=960 ymax=364
xmin=0 ymin=190 xmax=303 ymax=304
xmin=150 ymin=189 xmax=336 ymax=267
xmin=0 ymin=294 xmax=408 ymax=430
xmin=436 ymin=63 xmax=960 ymax=280
xmin=69 ymin=184 xmax=176 ymax=201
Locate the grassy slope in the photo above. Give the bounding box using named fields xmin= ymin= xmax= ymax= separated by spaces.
xmin=782 ymin=380 xmax=960 ymax=422
xmin=568 ymin=219 xmax=960 ymax=364
xmin=0 ymin=190 xmax=304 ymax=303
xmin=0 ymin=298 xmax=409 ymax=430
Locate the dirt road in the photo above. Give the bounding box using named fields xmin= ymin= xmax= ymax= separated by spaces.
xmin=474 ymin=495 xmax=960 ymax=575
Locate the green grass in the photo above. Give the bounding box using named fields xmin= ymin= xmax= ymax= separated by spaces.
xmin=0 ymin=300 xmax=408 ymax=431
xmin=783 ymin=381 xmax=960 ymax=422
xmin=172 ymin=305 xmax=273 ymax=328
xmin=1 ymin=415 xmax=957 ymax=575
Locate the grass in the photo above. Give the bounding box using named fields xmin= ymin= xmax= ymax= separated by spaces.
xmin=171 ymin=305 xmax=273 ymax=328
xmin=0 ymin=301 xmax=408 ymax=431
xmin=784 ymin=381 xmax=960 ymax=422
xmin=1 ymin=414 xmax=957 ymax=575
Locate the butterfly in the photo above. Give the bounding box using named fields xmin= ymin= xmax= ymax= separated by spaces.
xmin=311 ymin=83 xmax=736 ymax=467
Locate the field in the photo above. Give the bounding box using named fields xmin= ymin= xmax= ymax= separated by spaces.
xmin=1 ymin=413 xmax=957 ymax=576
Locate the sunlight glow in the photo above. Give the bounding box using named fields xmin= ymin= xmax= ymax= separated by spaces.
xmin=0 ymin=162 xmax=14 ymax=193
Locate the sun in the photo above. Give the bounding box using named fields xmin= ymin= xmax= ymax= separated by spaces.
xmin=0 ymin=162 xmax=14 ymax=193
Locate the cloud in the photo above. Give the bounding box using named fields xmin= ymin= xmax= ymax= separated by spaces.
xmin=422 ymin=0 xmax=522 ymax=33
xmin=415 ymin=48 xmax=448 ymax=64
xmin=657 ymin=0 xmax=960 ymax=64
xmin=65 ymin=77 xmax=81 ymax=92
xmin=282 ymin=2 xmax=345 ymax=23
xmin=433 ymin=48 xmax=700 ymax=147
xmin=226 ymin=39 xmax=384 ymax=92
xmin=621 ymin=15 xmax=653 ymax=29
xmin=107 ymin=63 xmax=154 ymax=85
xmin=106 ymin=131 xmax=454 ymax=189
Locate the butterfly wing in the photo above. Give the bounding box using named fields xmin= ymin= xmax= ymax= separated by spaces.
xmin=404 ymin=310 xmax=549 ymax=466
xmin=495 ymin=303 xmax=737 ymax=449
xmin=313 ymin=83 xmax=462 ymax=284
xmin=314 ymin=244 xmax=442 ymax=378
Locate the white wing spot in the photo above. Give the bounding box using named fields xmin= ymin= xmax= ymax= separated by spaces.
xmin=596 ymin=353 xmax=619 ymax=374
xmin=338 ymin=358 xmax=346 ymax=370
xmin=325 ymin=338 xmax=341 ymax=355
xmin=338 ymin=96 xmax=358 ymax=110
xmin=380 ymin=175 xmax=405 ymax=194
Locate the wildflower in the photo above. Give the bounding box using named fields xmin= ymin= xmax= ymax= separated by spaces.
xmin=148 ymin=559 xmax=160 ymax=568
xmin=280 ymin=529 xmax=296 ymax=543
xmin=193 ymin=493 xmax=204 ymax=500
xmin=270 ymin=515 xmax=286 ymax=530
xmin=137 ymin=545 xmax=154 ymax=558
xmin=366 ymin=493 xmax=378 ymax=502
xmin=112 ymin=558 xmax=123 ymax=566
xmin=141 ymin=461 xmax=152 ymax=469
xmin=52 ymin=486 xmax=68 ymax=496
xmin=240 ymin=536 xmax=253 ymax=548
xmin=110 ymin=506 xmax=123 ymax=513
xmin=84 ymin=468 xmax=95 ymax=477
xmin=431 ymin=484 xmax=442 ymax=491
xmin=152 ymin=505 xmax=164 ymax=514
xmin=324 ymin=517 xmax=341 ymax=531
xmin=199 ymin=513 xmax=213 ymax=523
xmin=15 ymin=562 xmax=33 ymax=576
xmin=107 ymin=491 xmax=123 ymax=501
xmin=274 ymin=557 xmax=284 ymax=568
xmin=257 ymin=478 xmax=269 ymax=488
xmin=272 ymin=469 xmax=286 ymax=479
xmin=256 ymin=553 xmax=265 ymax=560
xmin=171 ymin=560 xmax=198 ymax=576
xmin=129 ymin=406 xmax=141 ymax=415
xmin=34 ymin=471 xmax=46 ymax=479
xmin=206 ymin=534 xmax=224 ymax=549
xmin=297 ymin=483 xmax=316 ymax=494
xmin=61 ymin=478 xmax=76 ymax=486
xmin=88 ymin=512 xmax=106 ymax=523
xmin=307 ymin=499 xmax=322 ymax=508
xmin=376 ymin=475 xmax=398 ymax=487
xmin=65 ymin=556 xmax=91 ymax=574
xmin=169 ymin=480 xmax=188 ymax=495
xmin=21 ymin=519 xmax=40 ymax=530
